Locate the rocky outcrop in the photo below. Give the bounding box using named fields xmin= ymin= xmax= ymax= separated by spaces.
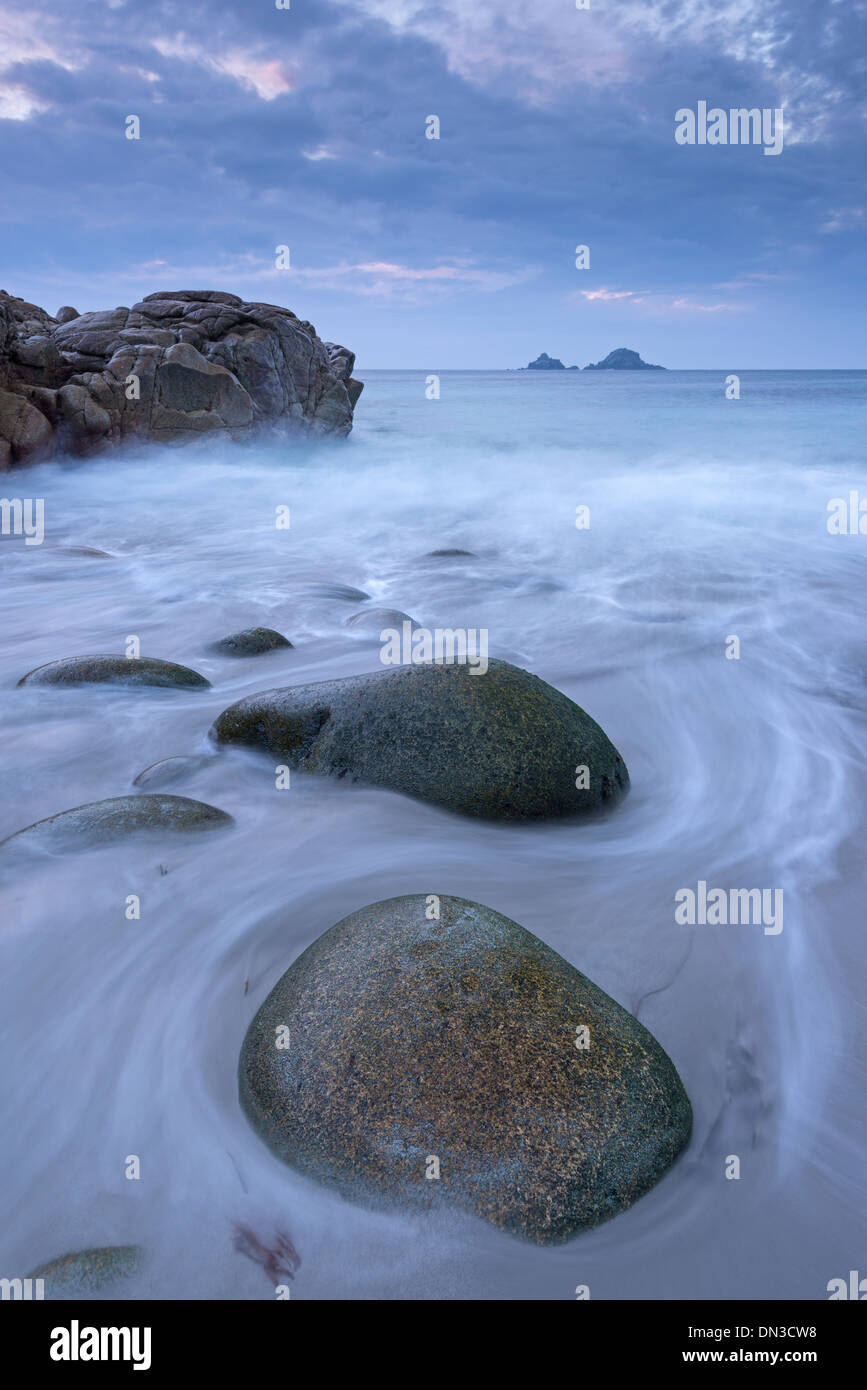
xmin=0 ymin=289 xmax=363 ymax=465
xmin=239 ymin=894 xmax=692 ymax=1243
xmin=210 ymin=659 xmax=629 ymax=820
xmin=525 ymin=352 xmax=567 ymax=370
xmin=584 ymin=348 xmax=665 ymax=370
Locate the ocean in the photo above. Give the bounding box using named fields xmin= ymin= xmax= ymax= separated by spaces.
xmin=1 ymin=368 xmax=865 ymax=1299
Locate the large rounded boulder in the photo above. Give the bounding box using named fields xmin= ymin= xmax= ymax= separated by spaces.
xmin=211 ymin=659 xmax=628 ymax=820
xmin=239 ymin=894 xmax=691 ymax=1244
xmin=18 ymin=654 xmax=210 ymax=688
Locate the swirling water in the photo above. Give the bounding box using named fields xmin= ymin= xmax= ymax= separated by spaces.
xmin=1 ymin=369 xmax=865 ymax=1300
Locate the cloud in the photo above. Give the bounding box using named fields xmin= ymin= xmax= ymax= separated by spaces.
xmin=0 ymin=0 xmax=859 ymax=365
xmin=0 ymin=81 xmax=51 ymax=120
xmin=671 ymin=297 xmax=741 ymax=313
xmin=150 ymin=36 xmax=291 ymax=100
xmin=578 ymin=287 xmax=645 ymax=302
xmin=571 ymin=287 xmax=746 ymax=315
xmin=336 ymin=0 xmax=858 ymax=136
xmin=20 ymin=253 xmax=536 ymax=307
xmin=821 ymin=207 xmax=867 ymax=233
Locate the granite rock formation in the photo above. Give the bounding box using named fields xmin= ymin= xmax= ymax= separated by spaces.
xmin=0 ymin=289 xmax=363 ymax=466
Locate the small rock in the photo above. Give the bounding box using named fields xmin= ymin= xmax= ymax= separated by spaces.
xmin=18 ymin=654 xmax=210 ymax=688
xmin=132 ymin=754 xmax=218 ymax=790
xmin=343 ymin=608 xmax=419 ymax=633
xmin=297 ymin=582 xmax=370 ymax=602
xmin=53 ymin=546 xmax=113 ymax=559
xmin=0 ymin=794 xmax=233 ymax=853
xmin=239 ymin=894 xmax=692 ymax=1243
xmin=212 ymin=627 xmax=293 ymax=656
xmin=28 ymin=1245 xmax=142 ymax=1296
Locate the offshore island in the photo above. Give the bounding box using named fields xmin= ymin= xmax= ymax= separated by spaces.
xmin=523 ymin=348 xmax=665 ymax=370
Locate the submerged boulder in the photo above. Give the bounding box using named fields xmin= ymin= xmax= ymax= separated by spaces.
xmin=343 ymin=607 xmax=419 ymax=633
xmin=132 ymin=754 xmax=218 ymax=790
xmin=28 ymin=1246 xmax=142 ymax=1296
xmin=239 ymin=894 xmax=692 ymax=1243
xmin=212 ymin=627 xmax=293 ymax=656
xmin=18 ymin=654 xmax=210 ymax=688
xmin=211 ymin=658 xmax=628 ymax=820
xmin=0 ymin=794 xmax=233 ymax=853
xmin=296 ymin=582 xmax=370 ymax=602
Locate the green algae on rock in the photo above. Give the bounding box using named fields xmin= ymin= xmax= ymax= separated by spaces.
xmin=28 ymin=1245 xmax=142 ymax=1297
xmin=211 ymin=658 xmax=628 ymax=820
xmin=238 ymin=894 xmax=692 ymax=1244
xmin=18 ymin=654 xmax=210 ymax=688
xmin=0 ymin=794 xmax=233 ymax=853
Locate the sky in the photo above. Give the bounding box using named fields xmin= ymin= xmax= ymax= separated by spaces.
xmin=0 ymin=0 xmax=865 ymax=368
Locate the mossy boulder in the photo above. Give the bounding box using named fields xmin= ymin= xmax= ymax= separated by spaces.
xmin=211 ymin=659 xmax=627 ymax=820
xmin=0 ymin=794 xmax=233 ymax=853
xmin=18 ymin=654 xmax=210 ymax=688
xmin=239 ymin=894 xmax=691 ymax=1243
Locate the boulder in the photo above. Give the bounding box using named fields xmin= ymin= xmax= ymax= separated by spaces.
xmin=239 ymin=894 xmax=692 ymax=1243
xmin=0 ymin=386 xmax=55 ymax=466
xmin=210 ymin=658 xmax=628 ymax=820
xmin=28 ymin=1246 xmax=142 ymax=1295
xmin=132 ymin=754 xmax=218 ymax=790
xmin=0 ymin=288 xmax=362 ymax=462
xmin=296 ymin=582 xmax=370 ymax=601
xmin=212 ymin=627 xmax=292 ymax=656
xmin=0 ymin=794 xmax=233 ymax=853
xmin=18 ymin=654 xmax=210 ymax=688
xmin=343 ymin=608 xmax=419 ymax=633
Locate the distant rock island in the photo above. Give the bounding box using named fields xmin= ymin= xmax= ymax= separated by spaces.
xmin=524 ymin=352 xmax=578 ymax=371
xmin=584 ymin=348 xmax=664 ymax=370
xmin=522 ymin=348 xmax=664 ymax=372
